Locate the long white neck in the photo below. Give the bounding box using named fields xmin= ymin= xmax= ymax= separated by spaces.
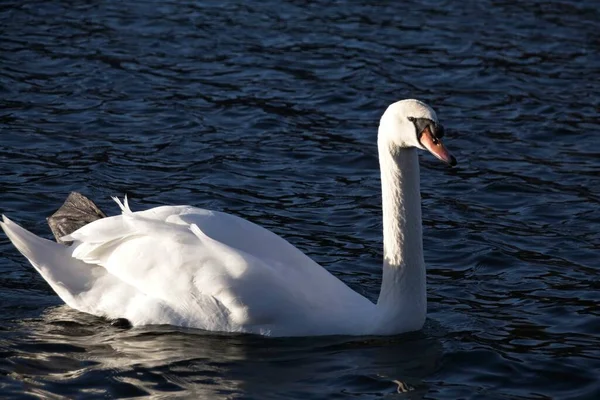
xmin=374 ymin=136 xmax=427 ymax=334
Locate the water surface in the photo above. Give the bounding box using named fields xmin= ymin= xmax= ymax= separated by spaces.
xmin=1 ymin=0 xmax=599 ymax=398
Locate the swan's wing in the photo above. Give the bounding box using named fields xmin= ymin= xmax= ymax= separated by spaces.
xmin=60 ymin=200 xmax=373 ymax=335
xmin=133 ymin=204 xmax=321 ymax=271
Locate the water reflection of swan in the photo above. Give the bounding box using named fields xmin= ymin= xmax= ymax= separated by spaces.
xmin=5 ymin=305 xmax=443 ymax=398
xmin=1 ymin=100 xmax=456 ymax=337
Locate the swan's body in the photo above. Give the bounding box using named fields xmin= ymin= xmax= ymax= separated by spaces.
xmin=1 ymin=99 xmax=456 ymax=337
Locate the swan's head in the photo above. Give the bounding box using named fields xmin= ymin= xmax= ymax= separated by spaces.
xmin=379 ymin=99 xmax=457 ymax=166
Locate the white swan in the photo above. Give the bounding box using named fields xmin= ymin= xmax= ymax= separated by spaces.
xmin=1 ymin=99 xmax=456 ymax=337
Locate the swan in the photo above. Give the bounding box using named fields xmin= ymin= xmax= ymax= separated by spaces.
xmin=1 ymin=99 xmax=456 ymax=337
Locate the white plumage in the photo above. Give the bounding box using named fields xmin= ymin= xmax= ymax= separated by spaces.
xmin=1 ymin=99 xmax=456 ymax=337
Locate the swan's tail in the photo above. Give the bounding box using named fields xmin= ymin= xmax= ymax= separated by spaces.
xmin=47 ymin=191 xmax=107 ymax=244
xmin=0 ymin=216 xmax=96 ymax=309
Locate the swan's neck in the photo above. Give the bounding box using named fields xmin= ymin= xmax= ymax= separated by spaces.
xmin=375 ymin=138 xmax=427 ymax=333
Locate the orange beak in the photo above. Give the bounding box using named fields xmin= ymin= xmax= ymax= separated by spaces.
xmin=419 ymin=126 xmax=457 ymax=166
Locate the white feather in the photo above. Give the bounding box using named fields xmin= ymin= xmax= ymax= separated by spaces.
xmin=1 ymin=99 xmax=442 ymax=336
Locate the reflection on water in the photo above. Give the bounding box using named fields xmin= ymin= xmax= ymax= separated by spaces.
xmin=2 ymin=306 xmax=442 ymax=398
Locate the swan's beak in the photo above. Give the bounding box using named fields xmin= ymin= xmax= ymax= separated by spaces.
xmin=419 ymin=126 xmax=457 ymax=166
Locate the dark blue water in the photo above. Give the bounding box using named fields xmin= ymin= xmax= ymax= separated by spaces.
xmin=1 ymin=0 xmax=599 ymax=398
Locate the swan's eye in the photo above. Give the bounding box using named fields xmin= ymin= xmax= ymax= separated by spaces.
xmin=433 ymin=124 xmax=445 ymax=139
xmin=408 ymin=117 xmax=435 ymax=140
